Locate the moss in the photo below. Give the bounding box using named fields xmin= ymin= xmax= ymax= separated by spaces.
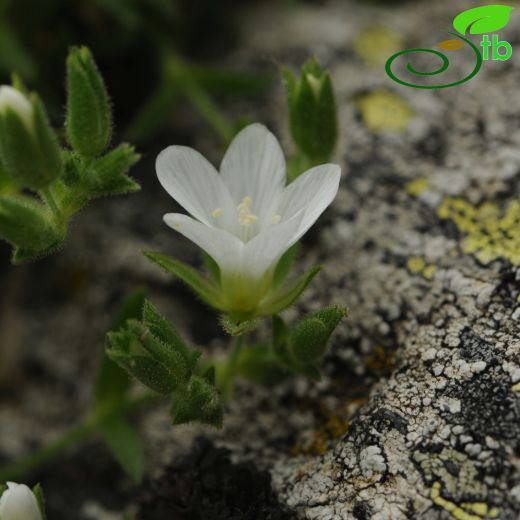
xmin=438 ymin=198 xmax=520 ymax=265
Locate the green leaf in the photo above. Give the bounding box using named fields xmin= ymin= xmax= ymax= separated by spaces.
xmin=32 ymin=483 xmax=47 ymax=520
xmin=273 ymin=243 xmax=299 ymax=288
xmin=95 ymin=290 xmax=145 ymax=409
xmin=98 ymin=415 xmax=145 ymax=483
xmin=259 ymin=266 xmax=322 ymax=315
xmin=66 ymin=46 xmax=112 ymax=157
xmin=108 ymin=351 xmax=178 ymax=395
xmin=86 ymin=143 xmax=140 ymax=198
xmin=453 ymin=5 xmax=514 ymax=35
xmin=202 ymin=251 xmax=221 ymax=284
xmin=31 ymin=94 xmax=63 ymax=185
xmin=143 ymin=251 xmax=225 ymax=310
xmin=171 ymin=375 xmax=223 ymax=427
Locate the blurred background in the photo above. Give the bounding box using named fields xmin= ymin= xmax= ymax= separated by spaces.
xmin=4 ymin=0 xmax=512 ymax=518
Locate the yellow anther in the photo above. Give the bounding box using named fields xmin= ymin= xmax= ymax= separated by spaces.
xmin=212 ymin=208 xmax=223 ymax=218
xmin=238 ymin=196 xmax=257 ymax=226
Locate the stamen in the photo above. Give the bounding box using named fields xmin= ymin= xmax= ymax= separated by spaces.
xmin=237 ymin=196 xmax=258 ymax=227
xmin=271 ymin=214 xmax=282 ymax=224
xmin=212 ymin=208 xmax=223 ymax=218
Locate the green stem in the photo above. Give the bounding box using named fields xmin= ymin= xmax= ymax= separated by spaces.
xmin=0 ymin=393 xmax=157 ymax=481
xmin=165 ymin=54 xmax=235 ymax=145
xmin=216 ymin=336 xmax=245 ymax=400
xmin=40 ymin=186 xmax=61 ymax=218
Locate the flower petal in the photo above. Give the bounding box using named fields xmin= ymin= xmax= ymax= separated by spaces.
xmin=220 ymin=124 xmax=286 ymax=218
xmin=277 ymin=163 xmax=340 ymax=241
xmin=0 ymin=482 xmax=42 ymax=520
xmin=163 ymin=213 xmax=243 ymax=270
xmin=242 ymin=210 xmax=305 ymax=279
xmin=157 ymin=146 xmax=235 ymax=227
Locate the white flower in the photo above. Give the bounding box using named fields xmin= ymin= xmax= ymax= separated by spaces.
xmin=156 ymin=123 xmax=341 ymax=314
xmin=0 ymin=86 xmax=33 ymax=130
xmin=0 ymin=482 xmax=42 ymax=520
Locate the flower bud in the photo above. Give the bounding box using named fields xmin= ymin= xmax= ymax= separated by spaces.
xmin=0 ymin=482 xmax=43 ymax=520
xmin=289 ymin=305 xmax=346 ymax=364
xmin=283 ymin=58 xmax=338 ymax=167
xmin=0 ymin=87 xmax=63 ymax=190
xmin=0 ymin=194 xmax=63 ymax=253
xmin=66 ymin=46 xmax=112 ymax=157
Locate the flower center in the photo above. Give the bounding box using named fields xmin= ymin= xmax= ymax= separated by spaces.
xmin=237 ymin=196 xmax=258 ymax=227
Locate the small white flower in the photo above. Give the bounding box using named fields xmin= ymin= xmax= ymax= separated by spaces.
xmin=156 ymin=123 xmax=341 ymax=313
xmin=0 ymin=86 xmax=33 ymax=130
xmin=0 ymin=482 xmax=42 ymax=520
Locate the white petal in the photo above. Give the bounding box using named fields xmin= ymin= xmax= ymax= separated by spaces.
xmin=157 ymin=146 xmax=236 ymax=227
xmin=242 ymin=210 xmax=305 ymax=279
xmin=0 ymin=86 xmax=33 ymax=130
xmin=164 ymin=213 xmax=243 ymax=271
xmin=0 ymin=482 xmax=42 ymax=520
xmin=220 ymin=123 xmax=286 ymax=218
xmin=277 ymin=163 xmax=340 ymax=242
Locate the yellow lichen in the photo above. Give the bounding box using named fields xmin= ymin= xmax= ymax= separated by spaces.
xmin=438 ymin=198 xmax=520 ymax=266
xmin=431 ymin=482 xmax=500 ymax=520
xmin=354 ymin=26 xmax=404 ymax=65
xmin=406 ymin=177 xmax=430 ymax=196
xmin=407 ymin=256 xmax=437 ymax=280
xmin=357 ymin=90 xmax=413 ymax=132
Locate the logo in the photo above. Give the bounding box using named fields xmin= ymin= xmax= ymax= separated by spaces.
xmin=385 ymin=5 xmax=514 ymax=89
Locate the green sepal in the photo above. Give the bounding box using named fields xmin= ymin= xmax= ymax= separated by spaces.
xmin=143 ymin=251 xmax=225 ymax=310
xmin=219 ymin=314 xmax=261 ymax=337
xmin=66 ymin=46 xmax=112 ymax=157
xmin=272 ymin=243 xmax=299 ymax=288
xmin=86 ymin=143 xmax=140 ymax=198
xmin=106 ymin=298 xmax=203 ymax=396
xmin=32 ymin=483 xmax=47 ymax=519
xmin=202 ymin=251 xmax=221 ymax=284
xmin=171 ymin=375 xmax=223 ymax=428
xmin=259 ymin=265 xmax=322 ymax=315
xmin=126 ymin=320 xmax=191 ymax=385
xmin=0 ymin=194 xmax=63 ymax=253
xmin=98 ymin=414 xmax=145 ymax=484
xmin=142 ymin=300 xmax=195 ymax=367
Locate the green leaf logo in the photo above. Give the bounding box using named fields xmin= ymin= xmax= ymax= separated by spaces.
xmin=453 ymin=5 xmax=514 ymax=35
